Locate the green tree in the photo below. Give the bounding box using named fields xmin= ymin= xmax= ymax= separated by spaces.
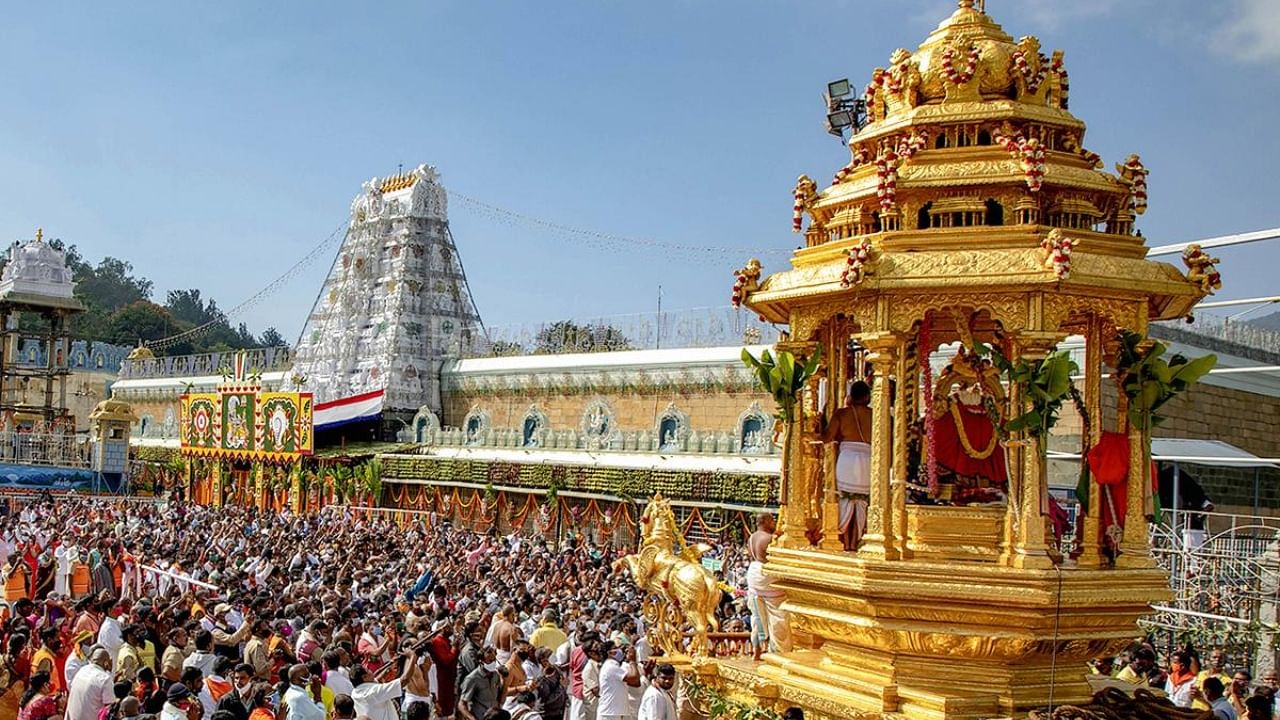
xmin=108 ymin=301 xmax=173 ymax=345
xmin=534 ymin=320 xmax=632 ymax=354
xmin=258 ymin=327 xmax=287 ymax=347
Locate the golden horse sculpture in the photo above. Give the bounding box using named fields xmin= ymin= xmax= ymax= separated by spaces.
xmin=614 ymin=494 xmax=722 ymax=656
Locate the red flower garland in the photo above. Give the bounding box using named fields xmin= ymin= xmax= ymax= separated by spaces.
xmin=995 ymin=131 xmax=1046 ymax=192
xmin=941 ymin=45 xmax=980 ymax=85
xmin=1012 ymin=50 xmax=1049 ymax=94
xmin=1050 ymin=55 xmax=1070 ymax=108
xmin=1040 ymin=231 xmax=1075 ymax=281
xmin=876 ymin=149 xmax=899 ymax=210
xmin=840 ymin=239 xmax=874 ymax=288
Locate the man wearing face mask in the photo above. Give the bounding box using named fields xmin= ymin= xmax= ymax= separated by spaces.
xmin=213 ymin=663 xmax=256 ymax=720
xmin=459 ymin=646 xmax=506 ymax=720
xmin=283 ymin=663 xmax=327 ymax=720
xmin=596 ymin=644 xmax=640 ymax=720
xmin=97 ymin=598 xmax=125 ymax=658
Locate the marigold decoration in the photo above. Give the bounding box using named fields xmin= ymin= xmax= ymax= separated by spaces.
xmin=1116 ymin=154 xmax=1149 ymax=214
xmin=1011 ymin=47 xmax=1048 ymax=93
xmin=730 ymin=258 xmax=763 ymax=308
xmin=1040 ymin=229 xmax=1075 ymax=281
xmin=792 ymin=174 xmax=818 ymax=232
xmin=876 ymin=149 xmax=900 ymax=209
xmin=863 ymin=67 xmax=887 ymax=120
xmin=840 ymin=239 xmax=875 ymax=288
xmin=941 ymin=44 xmax=980 ymax=85
xmin=1181 ymin=244 xmax=1223 ymax=295
xmin=995 ymin=128 xmax=1047 ymax=192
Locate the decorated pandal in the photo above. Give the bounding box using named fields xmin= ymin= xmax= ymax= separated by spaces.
xmin=620 ymin=2 xmax=1223 ymax=719
xmin=178 ymin=350 xmax=314 ymax=509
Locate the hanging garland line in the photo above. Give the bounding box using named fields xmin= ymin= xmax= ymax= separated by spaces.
xmin=146 ymin=219 xmax=350 ymax=352
xmin=451 ymin=191 xmax=792 ymax=260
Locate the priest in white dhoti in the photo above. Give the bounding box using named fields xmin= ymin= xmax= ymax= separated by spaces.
xmin=746 ymin=513 xmax=791 ymax=660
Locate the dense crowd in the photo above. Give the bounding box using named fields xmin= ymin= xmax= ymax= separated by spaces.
xmin=1093 ymin=643 xmax=1277 ymax=719
xmin=0 ymin=496 xmax=755 ymax=720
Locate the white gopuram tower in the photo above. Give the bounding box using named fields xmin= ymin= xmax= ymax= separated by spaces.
xmin=291 ymin=164 xmax=482 ymax=432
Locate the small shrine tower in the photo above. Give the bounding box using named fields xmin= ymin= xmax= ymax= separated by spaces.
xmin=0 ymin=229 xmax=84 ymax=431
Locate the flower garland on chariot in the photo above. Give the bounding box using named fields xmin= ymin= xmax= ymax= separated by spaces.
xmin=941 ymin=44 xmax=980 ymax=85
xmin=1011 ymin=48 xmax=1049 ymax=93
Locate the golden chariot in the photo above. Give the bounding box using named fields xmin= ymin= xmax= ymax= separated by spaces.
xmin=622 ymin=2 xmax=1224 ymax=719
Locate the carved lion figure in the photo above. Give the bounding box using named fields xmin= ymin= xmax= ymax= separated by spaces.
xmin=1182 ymin=244 xmax=1222 ymax=294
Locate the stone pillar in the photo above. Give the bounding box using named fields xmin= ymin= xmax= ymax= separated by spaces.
xmin=1077 ymin=316 xmax=1105 ymax=567
xmin=857 ymin=333 xmax=900 ymax=560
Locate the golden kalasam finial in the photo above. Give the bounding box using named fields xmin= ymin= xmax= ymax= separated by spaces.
xmin=34 ymin=228 xmax=42 ymax=243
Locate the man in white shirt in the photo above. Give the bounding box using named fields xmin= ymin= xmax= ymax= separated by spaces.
xmin=283 ymin=664 xmax=328 ymax=720
xmin=637 ymin=664 xmax=678 ymax=720
xmin=323 ymin=649 xmax=355 ymax=696
xmin=350 ymin=648 xmax=415 ymax=720
xmin=596 ymin=644 xmax=641 ymax=720
xmin=65 ymin=648 xmax=116 ymax=720
xmin=96 ymin=603 xmax=125 ymax=658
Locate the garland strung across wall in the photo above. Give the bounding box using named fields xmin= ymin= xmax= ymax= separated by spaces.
xmin=380 ymin=456 xmax=780 ymax=506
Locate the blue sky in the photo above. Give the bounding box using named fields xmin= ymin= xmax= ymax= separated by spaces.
xmin=0 ymin=0 xmax=1276 ymax=341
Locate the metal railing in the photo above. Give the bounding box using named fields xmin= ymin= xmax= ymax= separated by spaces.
xmin=0 ymin=431 xmax=90 ymax=468
xmin=457 ymin=306 xmax=781 ymax=358
xmin=1144 ymin=509 xmax=1280 ymax=671
xmin=118 ymin=346 xmax=294 ymax=380
xmin=1153 ymin=313 xmax=1280 ymax=360
xmin=424 ymin=424 xmax=779 ymax=456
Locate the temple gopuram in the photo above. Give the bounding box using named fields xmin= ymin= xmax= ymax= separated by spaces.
xmin=712 ymin=1 xmax=1216 ymax=718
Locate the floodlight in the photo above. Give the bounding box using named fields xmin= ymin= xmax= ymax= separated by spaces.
xmin=828 ymin=109 xmax=853 ymax=129
xmin=828 ymin=79 xmax=852 ymax=99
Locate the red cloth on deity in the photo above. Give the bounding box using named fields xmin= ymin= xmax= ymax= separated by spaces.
xmin=932 ymin=403 xmax=1008 ymax=484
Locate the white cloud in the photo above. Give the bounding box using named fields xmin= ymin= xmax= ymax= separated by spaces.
xmin=1212 ymin=0 xmax=1280 ymax=64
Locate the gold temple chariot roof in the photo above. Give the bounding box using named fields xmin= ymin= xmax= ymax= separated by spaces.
xmin=742 ymin=0 xmax=1212 ymax=333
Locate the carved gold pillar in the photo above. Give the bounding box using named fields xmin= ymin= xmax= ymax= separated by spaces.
xmin=776 ymin=338 xmax=818 ymax=548
xmin=857 ymin=332 xmax=900 ymax=560
xmin=1003 ymin=334 xmax=1055 ymax=570
xmin=890 ymin=336 xmax=915 ymax=559
xmin=1116 ymin=314 xmax=1157 ymax=569
xmin=819 ymin=321 xmax=845 ymax=552
xmin=1077 ymin=315 xmax=1105 ymax=567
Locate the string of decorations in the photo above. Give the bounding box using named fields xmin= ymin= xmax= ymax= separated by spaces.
xmin=451 ymin=190 xmax=793 ymax=260
xmin=145 ymin=219 xmax=350 ymax=352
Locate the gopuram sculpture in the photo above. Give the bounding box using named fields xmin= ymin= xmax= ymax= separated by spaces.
xmin=677 ymin=2 xmax=1219 ymax=718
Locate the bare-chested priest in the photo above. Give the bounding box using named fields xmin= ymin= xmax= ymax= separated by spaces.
xmin=822 ymin=380 xmax=872 ymax=551
xmin=746 ymin=512 xmax=791 ymax=660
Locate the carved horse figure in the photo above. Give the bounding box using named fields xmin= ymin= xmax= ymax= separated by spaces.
xmin=614 ymin=494 xmax=721 ymax=656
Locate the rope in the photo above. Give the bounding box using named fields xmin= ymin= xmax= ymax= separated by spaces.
xmin=1028 ymin=688 xmax=1214 ymax=720
xmin=145 ymin=219 xmax=349 ymax=351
